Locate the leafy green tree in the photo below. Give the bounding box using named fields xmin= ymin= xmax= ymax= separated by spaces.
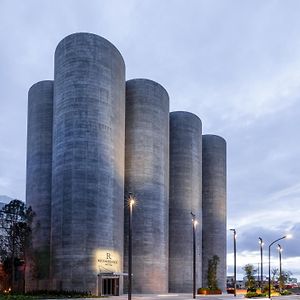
xmin=207 ymin=255 xmax=220 ymax=290
xmin=243 ymin=264 xmax=257 ymax=291
xmin=0 ymin=199 xmax=33 ymax=291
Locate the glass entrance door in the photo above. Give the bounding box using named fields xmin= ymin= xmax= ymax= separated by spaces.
xmin=102 ymin=278 xmax=119 ymax=296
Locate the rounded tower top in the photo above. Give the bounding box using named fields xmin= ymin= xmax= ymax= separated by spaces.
xmin=28 ymin=80 xmax=53 ymax=104
xmin=203 ymin=134 xmax=226 ymax=144
xmin=29 ymin=80 xmax=53 ymax=92
xmin=126 ymin=78 xmax=169 ymax=99
xmin=55 ymin=32 xmax=125 ymax=67
xmin=170 ymin=111 xmax=202 ymax=126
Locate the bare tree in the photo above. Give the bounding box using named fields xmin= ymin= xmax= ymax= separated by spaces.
xmin=0 ymin=200 xmax=33 ymax=291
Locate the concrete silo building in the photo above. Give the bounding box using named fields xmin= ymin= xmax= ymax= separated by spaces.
xmin=124 ymin=79 xmax=169 ymax=293
xmin=25 ymin=31 xmax=227 ymax=296
xmin=50 ymin=33 xmax=125 ymax=294
xmin=169 ymin=111 xmax=202 ymax=293
xmin=26 ymin=80 xmax=53 ymax=290
xmin=202 ymin=135 xmax=227 ymax=291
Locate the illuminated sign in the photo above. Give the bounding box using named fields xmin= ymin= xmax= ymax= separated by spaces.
xmin=98 ymin=252 xmax=118 ymax=267
xmin=94 ymin=249 xmax=121 ymax=273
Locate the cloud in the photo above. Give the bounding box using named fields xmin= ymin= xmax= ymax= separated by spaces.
xmin=227 ymin=251 xmax=300 ymax=280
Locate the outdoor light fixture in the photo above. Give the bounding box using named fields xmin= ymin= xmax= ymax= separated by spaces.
xmin=128 ymin=193 xmax=135 ymax=300
xmin=191 ymin=212 xmax=197 ymax=299
xmin=230 ymin=229 xmax=237 ymax=297
xmin=129 ymin=198 xmax=135 ymax=206
xmin=258 ymin=237 xmax=264 ymax=289
xmin=278 ymin=244 xmax=283 ymax=292
xmin=268 ymin=235 xmax=292 ymax=298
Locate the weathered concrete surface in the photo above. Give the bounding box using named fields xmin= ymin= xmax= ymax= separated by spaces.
xmin=202 ymin=135 xmax=227 ymax=291
xmin=169 ymin=111 xmax=202 ymax=292
xmin=124 ymin=79 xmax=169 ymax=293
xmin=26 ymin=80 xmax=53 ymax=291
xmin=51 ymin=33 xmax=125 ymax=293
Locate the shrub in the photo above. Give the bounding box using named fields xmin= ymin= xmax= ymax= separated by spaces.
xmin=280 ymin=290 xmax=292 ymax=295
xmin=25 ymin=290 xmax=92 ymax=297
xmin=245 ymin=292 xmax=259 ymax=298
xmin=198 ymin=287 xmax=209 ymax=293
xmin=198 ymin=287 xmax=222 ymax=295
xmin=245 ymin=291 xmax=267 ymax=298
xmin=245 ymin=292 xmax=261 ymax=298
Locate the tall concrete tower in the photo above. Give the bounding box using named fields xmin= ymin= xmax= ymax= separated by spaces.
xmin=169 ymin=111 xmax=202 ymax=292
xmin=51 ymin=33 xmax=125 ymax=293
xmin=26 ymin=80 xmax=53 ymax=290
xmin=202 ymin=134 xmax=227 ymax=291
xmin=124 ymin=79 xmax=169 ymax=293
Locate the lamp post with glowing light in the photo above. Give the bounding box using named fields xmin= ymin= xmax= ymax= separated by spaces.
xmin=278 ymin=244 xmax=283 ymax=292
xmin=191 ymin=212 xmax=198 ymax=299
xmin=268 ymin=235 xmax=292 ymax=298
xmin=259 ymin=237 xmax=264 ymax=289
xmin=230 ymin=229 xmax=237 ymax=297
xmin=128 ymin=194 xmax=135 ymax=300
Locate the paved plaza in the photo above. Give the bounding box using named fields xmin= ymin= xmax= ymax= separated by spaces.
xmin=107 ymin=295 xmax=300 ymax=300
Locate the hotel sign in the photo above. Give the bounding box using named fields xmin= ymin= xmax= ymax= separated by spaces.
xmin=98 ymin=252 xmax=118 ymax=267
xmin=95 ymin=249 xmax=121 ymax=273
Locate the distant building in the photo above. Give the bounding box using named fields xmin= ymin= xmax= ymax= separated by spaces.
xmin=227 ymin=276 xmax=245 ymax=289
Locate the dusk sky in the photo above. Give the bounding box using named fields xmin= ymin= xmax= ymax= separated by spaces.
xmin=0 ymin=0 xmax=299 ymax=280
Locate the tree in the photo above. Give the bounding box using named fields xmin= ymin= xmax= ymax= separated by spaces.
xmin=207 ymin=255 xmax=220 ymax=290
xmin=273 ymin=269 xmax=292 ymax=291
xmin=281 ymin=270 xmax=293 ymax=284
xmin=243 ymin=264 xmax=257 ymax=291
xmin=0 ymin=199 xmax=33 ymax=291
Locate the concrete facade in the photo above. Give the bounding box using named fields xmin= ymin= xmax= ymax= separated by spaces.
xmin=202 ymin=135 xmax=227 ymax=291
xmin=26 ymin=80 xmax=53 ymax=290
xmin=124 ymin=79 xmax=169 ymax=293
xmin=169 ymin=111 xmax=202 ymax=292
xmin=51 ymin=33 xmax=125 ymax=293
xmin=25 ymin=32 xmax=227 ymax=295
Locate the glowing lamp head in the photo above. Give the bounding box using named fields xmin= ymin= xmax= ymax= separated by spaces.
xmin=286 ymin=234 xmax=292 ymax=239
xmin=128 ymin=194 xmax=136 ymax=207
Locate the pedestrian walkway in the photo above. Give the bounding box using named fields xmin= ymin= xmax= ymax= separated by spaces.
xmin=109 ymin=294 xmax=243 ymax=300
xmin=108 ymin=294 xmax=300 ymax=300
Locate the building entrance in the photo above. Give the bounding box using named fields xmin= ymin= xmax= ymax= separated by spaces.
xmin=101 ymin=277 xmax=119 ymax=296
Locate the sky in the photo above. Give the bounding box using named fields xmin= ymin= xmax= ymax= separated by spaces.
xmin=0 ymin=0 xmax=299 ymax=281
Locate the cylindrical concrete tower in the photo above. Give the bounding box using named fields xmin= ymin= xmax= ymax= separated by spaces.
xmin=124 ymin=79 xmax=169 ymax=293
xmin=26 ymin=80 xmax=53 ymax=291
xmin=169 ymin=111 xmax=202 ymax=292
xmin=202 ymin=134 xmax=227 ymax=291
xmin=51 ymin=33 xmax=125 ymax=293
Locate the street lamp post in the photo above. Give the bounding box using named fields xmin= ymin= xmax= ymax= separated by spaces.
xmin=268 ymin=235 xmax=291 ymax=299
xmin=278 ymin=244 xmax=282 ymax=292
xmin=191 ymin=212 xmax=197 ymax=299
xmin=128 ymin=194 xmax=135 ymax=300
xmin=230 ymin=229 xmax=237 ymax=297
xmin=259 ymin=237 xmax=264 ymax=289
